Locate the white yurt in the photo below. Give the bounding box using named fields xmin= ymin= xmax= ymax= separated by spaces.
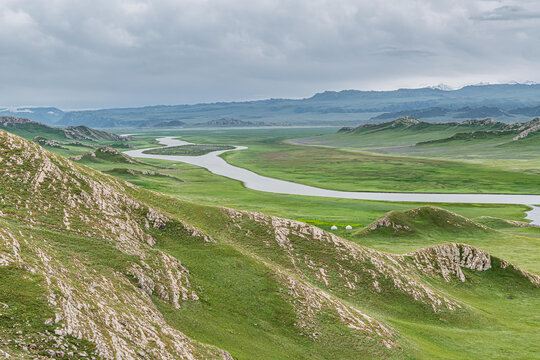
xmin=345 ymin=225 xmax=353 ymax=230
xmin=330 ymin=225 xmax=338 ymax=230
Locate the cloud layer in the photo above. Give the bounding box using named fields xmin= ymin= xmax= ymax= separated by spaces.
xmin=1 ymin=0 xmax=540 ymax=108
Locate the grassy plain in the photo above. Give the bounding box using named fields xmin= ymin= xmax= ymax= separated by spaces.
xmin=134 ymin=127 xmax=540 ymax=194
xmin=145 ymin=144 xmax=235 ymax=156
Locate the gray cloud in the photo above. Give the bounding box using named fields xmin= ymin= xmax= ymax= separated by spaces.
xmin=1 ymin=0 xmax=540 ymax=108
xmin=472 ymin=5 xmax=540 ymax=21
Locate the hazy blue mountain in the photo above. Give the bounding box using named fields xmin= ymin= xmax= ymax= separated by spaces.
xmin=0 ymin=107 xmax=65 ymax=125
xmin=509 ymin=105 xmax=540 ymax=117
xmin=8 ymin=84 xmax=540 ymax=128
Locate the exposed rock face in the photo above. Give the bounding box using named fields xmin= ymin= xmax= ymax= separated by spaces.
xmin=0 ymin=130 xmax=163 ymax=251
xmin=408 ymin=243 xmax=491 ymax=282
xmin=500 ymin=259 xmax=540 ymax=286
xmin=476 ymin=216 xmax=540 ymax=228
xmin=63 ymin=125 xmax=130 ymax=142
xmin=460 ymin=118 xmax=500 ymax=126
xmin=513 ymin=118 xmax=540 ymax=140
xmin=390 ymin=116 xmax=421 ymax=127
xmin=33 ymin=136 xmax=68 ymax=149
xmin=225 ymin=207 xmax=539 ymax=320
xmin=364 ymin=211 xmax=412 ymax=232
xmin=0 ymin=116 xmax=37 ymax=126
xmin=347 ymin=117 xmax=422 ymax=132
xmin=127 ymin=250 xmax=200 ymax=308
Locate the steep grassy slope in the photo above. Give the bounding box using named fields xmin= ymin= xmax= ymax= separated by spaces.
xmin=1 ymin=129 xmax=539 ymax=359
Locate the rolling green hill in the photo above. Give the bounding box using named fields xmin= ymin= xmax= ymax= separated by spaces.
xmin=1 ymin=128 xmax=540 ymax=359
xmin=0 ymin=116 xmax=129 ymax=142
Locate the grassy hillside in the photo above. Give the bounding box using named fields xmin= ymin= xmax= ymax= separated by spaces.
xmin=0 ymin=116 xmax=128 ymax=142
xmin=1 ymin=129 xmax=540 ymax=359
xmin=293 ymin=118 xmax=512 ymax=148
xmin=345 ymin=206 xmax=540 ymax=273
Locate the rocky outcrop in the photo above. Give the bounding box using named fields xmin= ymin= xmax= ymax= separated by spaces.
xmin=0 ymin=130 xmax=164 ymax=252
xmin=364 ymin=211 xmax=412 ymax=232
xmin=33 ymin=136 xmax=68 ymax=149
xmin=512 ymin=118 xmax=540 ymax=140
xmin=64 ymin=125 xmax=130 ymax=142
xmin=500 ymin=259 xmax=540 ymax=286
xmin=476 ymin=216 xmax=540 ymax=228
xmin=390 ymin=116 xmax=421 ymax=127
xmin=71 ymin=146 xmax=136 ymax=162
xmin=0 ymin=116 xmax=37 ymax=126
xmin=408 ymin=243 xmax=491 ymax=282
xmin=127 ymin=250 xmax=200 ymax=308
xmin=460 ymin=118 xmax=500 ymax=126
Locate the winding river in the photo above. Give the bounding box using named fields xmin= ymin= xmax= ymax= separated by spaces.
xmin=124 ymin=136 xmax=540 ymax=225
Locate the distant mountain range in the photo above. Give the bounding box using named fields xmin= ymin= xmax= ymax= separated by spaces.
xmin=3 ymin=83 xmax=540 ymax=128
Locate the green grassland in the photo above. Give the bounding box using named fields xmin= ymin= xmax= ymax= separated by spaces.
xmin=291 ymin=120 xmax=509 ymax=149
xmin=127 ymin=127 xmax=540 ymax=194
xmin=2 ymin=128 xmax=540 ymax=359
xmin=31 ymin=128 xmax=540 ymax=271
xmin=3 ymin=187 xmax=539 ymax=359
xmin=144 ymin=144 xmax=235 ymax=156
xmin=137 ymin=193 xmax=540 ymax=359
xmin=286 ymin=121 xmax=540 ymax=171
xmin=0 ymin=122 xmax=69 ymax=141
xmin=68 ymin=145 xmax=540 ymax=275
xmin=222 ymin=143 xmax=540 ymax=193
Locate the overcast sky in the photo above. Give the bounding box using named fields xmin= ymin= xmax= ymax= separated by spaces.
xmin=1 ymin=0 xmax=540 ymax=109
